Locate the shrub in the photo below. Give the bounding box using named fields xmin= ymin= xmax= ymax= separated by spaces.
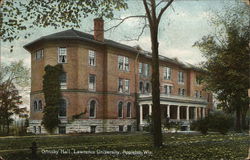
xmin=208 ymin=111 xmax=233 ymax=134
xmin=191 ymin=117 xmax=209 ymax=135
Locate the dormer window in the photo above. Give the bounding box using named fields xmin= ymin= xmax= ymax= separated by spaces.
xmin=58 ymin=47 xmax=67 ymax=63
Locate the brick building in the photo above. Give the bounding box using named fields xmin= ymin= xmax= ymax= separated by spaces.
xmin=24 ymin=18 xmax=213 ymax=134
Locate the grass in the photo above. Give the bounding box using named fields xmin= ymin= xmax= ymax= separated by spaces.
xmin=0 ymin=132 xmax=249 ymax=160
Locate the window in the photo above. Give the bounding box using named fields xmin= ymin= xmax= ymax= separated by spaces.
xmin=89 ymin=100 xmax=96 ymax=118
xmin=178 ymin=71 xmax=184 ymax=83
xmin=88 ymin=74 xmax=96 ymax=91
xmin=195 ymin=90 xmax=199 ymax=98
xmin=118 ymin=101 xmax=123 ymax=118
xmin=126 ymin=102 xmax=131 ymax=118
xmin=145 ymin=82 xmax=150 ymax=93
xmin=34 ymin=101 xmax=38 ymax=111
xmin=178 ymin=88 xmax=185 ymax=96
xmin=33 ymin=126 xmax=36 ymax=133
xmin=196 ymin=75 xmax=202 ymax=85
xmin=59 ymin=72 xmax=67 ymax=89
xmin=118 ymin=56 xmax=129 ymax=71
xmin=119 ymin=125 xmax=124 ymax=132
xmin=58 ymin=47 xmax=67 ymax=63
xmin=144 ymin=63 xmax=150 ymax=77
xmin=59 ymin=99 xmax=67 ymax=117
xmin=200 ymin=91 xmax=202 ymax=98
xmin=38 ymin=126 xmax=41 ymax=134
xmin=139 ymin=63 xmax=143 ymax=74
xmin=90 ymin=126 xmax=96 ymax=133
xmin=58 ymin=126 xmax=66 ymax=134
xmin=124 ymin=80 xmax=130 ymax=93
xmin=38 ymin=100 xmax=42 ymax=111
xmin=88 ymin=50 xmax=96 ymax=66
xmin=118 ymin=79 xmax=130 ymax=94
xmin=118 ymin=79 xmax=123 ymax=93
xmin=127 ymin=125 xmax=132 ymax=132
xmin=164 ymin=67 xmax=172 ymax=80
xmin=164 ymin=85 xmax=172 ymax=95
xmin=35 ymin=49 xmax=44 ymax=60
xmin=139 ymin=81 xmax=144 ymax=93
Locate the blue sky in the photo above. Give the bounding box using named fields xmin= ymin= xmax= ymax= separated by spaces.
xmin=1 ymin=0 xmax=245 ymax=67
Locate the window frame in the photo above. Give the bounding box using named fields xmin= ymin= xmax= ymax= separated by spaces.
xmin=178 ymin=71 xmax=184 ymax=84
xmin=118 ymin=101 xmax=123 ymax=118
xmin=88 ymin=50 xmax=96 ymax=66
xmin=58 ymin=98 xmax=67 ymax=117
xmin=126 ymin=102 xmax=132 ymax=118
xmin=88 ymin=74 xmax=96 ymax=91
xmin=164 ymin=67 xmax=172 ymax=80
xmin=89 ymin=100 xmax=97 ymax=118
xmin=58 ymin=47 xmax=67 ymax=63
xmin=35 ymin=49 xmax=44 ymax=60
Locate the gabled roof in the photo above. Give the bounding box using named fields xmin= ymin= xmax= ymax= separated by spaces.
xmin=23 ymin=29 xmax=203 ymax=71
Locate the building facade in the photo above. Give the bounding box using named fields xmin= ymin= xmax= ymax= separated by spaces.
xmin=24 ymin=18 xmax=213 ymax=134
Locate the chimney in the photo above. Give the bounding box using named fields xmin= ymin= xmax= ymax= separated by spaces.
xmin=94 ymin=18 xmax=104 ymax=42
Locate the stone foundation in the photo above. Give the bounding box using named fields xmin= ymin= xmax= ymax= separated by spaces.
xmin=28 ymin=119 xmax=137 ymax=134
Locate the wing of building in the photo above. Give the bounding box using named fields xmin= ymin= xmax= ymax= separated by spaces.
xmin=24 ymin=18 xmax=213 ymax=134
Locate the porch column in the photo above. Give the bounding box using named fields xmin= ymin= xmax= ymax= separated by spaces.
xmin=149 ymin=104 xmax=152 ymax=115
xmin=194 ymin=107 xmax=198 ymax=120
xmin=186 ymin=106 xmax=189 ymax=120
xmin=202 ymin=107 xmax=205 ymax=118
xmin=167 ymin=105 xmax=170 ymax=118
xmin=177 ymin=105 xmax=180 ymax=120
xmin=139 ymin=104 xmax=143 ymax=125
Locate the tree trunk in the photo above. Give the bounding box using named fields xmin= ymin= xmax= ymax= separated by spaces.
xmin=150 ymin=26 xmax=162 ymax=147
xmin=241 ymin=111 xmax=247 ymax=130
xmin=235 ymin=107 xmax=242 ymax=132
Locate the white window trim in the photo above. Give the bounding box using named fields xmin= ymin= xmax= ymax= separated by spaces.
xmin=124 ymin=79 xmax=130 ymax=94
xmin=126 ymin=102 xmax=132 ymax=118
xmin=118 ymin=102 xmax=123 ymax=118
xmin=88 ymin=50 xmax=96 ymax=67
xmin=58 ymin=47 xmax=67 ymax=64
xmin=88 ymin=74 xmax=96 ymax=92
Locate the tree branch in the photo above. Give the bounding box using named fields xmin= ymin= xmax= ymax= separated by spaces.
xmin=157 ymin=0 xmax=175 ymax=24
xmin=103 ymin=15 xmax=146 ymax=32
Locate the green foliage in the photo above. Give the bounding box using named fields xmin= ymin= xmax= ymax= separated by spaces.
xmin=0 ymin=61 xmax=29 ymax=135
xmin=0 ymin=133 xmax=248 ymax=160
xmin=191 ymin=117 xmax=209 ymax=135
xmin=193 ymin=5 xmax=250 ymax=130
xmin=1 ymin=0 xmax=128 ymax=43
xmin=208 ymin=111 xmax=233 ymax=135
xmin=72 ymin=112 xmax=85 ymax=120
xmin=42 ymin=64 xmax=64 ymax=134
xmin=191 ymin=111 xmax=233 ymax=135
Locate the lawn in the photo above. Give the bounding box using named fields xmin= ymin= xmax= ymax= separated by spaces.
xmin=0 ymin=132 xmax=249 ymax=160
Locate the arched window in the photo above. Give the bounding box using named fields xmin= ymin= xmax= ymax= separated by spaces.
xmin=59 ymin=99 xmax=67 ymax=117
xmin=118 ymin=101 xmax=123 ymax=118
xmin=126 ymin=102 xmax=131 ymax=118
xmin=38 ymin=100 xmax=42 ymax=111
xmin=139 ymin=81 xmax=144 ymax=93
xmin=89 ymin=100 xmax=96 ymax=118
xmin=34 ymin=101 xmax=38 ymax=111
xmin=145 ymin=82 xmax=150 ymax=93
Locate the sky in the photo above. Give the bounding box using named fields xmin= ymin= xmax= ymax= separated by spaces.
xmin=0 ymin=0 xmax=247 ymax=109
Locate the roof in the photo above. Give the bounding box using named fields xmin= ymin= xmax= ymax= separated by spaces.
xmin=23 ymin=29 xmax=203 ymax=71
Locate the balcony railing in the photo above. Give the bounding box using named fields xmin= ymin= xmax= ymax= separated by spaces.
xmin=139 ymin=93 xmax=207 ymax=103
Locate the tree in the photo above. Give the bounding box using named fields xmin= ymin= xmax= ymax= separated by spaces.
xmin=194 ymin=5 xmax=250 ymax=131
xmin=42 ymin=64 xmax=64 ymax=133
xmin=0 ymin=61 xmax=29 ymax=135
xmin=1 ymin=0 xmax=176 ymax=147
xmin=0 ymin=0 xmax=128 ymax=43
